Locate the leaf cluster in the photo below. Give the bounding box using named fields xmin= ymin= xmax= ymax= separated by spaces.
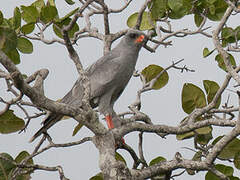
xmin=0 ymin=0 xmax=79 ymax=64
xmin=0 ymin=151 xmax=33 ymax=180
xmin=127 ymin=0 xmax=229 ymax=30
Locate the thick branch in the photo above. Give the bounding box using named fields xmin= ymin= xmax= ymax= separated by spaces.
xmin=113 ymin=118 xmax=236 ymax=139
xmin=131 ymin=158 xmax=208 ymax=179
xmin=0 ymin=50 xmax=80 ymax=116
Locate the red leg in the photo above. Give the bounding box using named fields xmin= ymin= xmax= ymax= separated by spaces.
xmin=121 ymin=137 xmax=125 ymax=144
xmin=105 ymin=115 xmax=114 ymax=129
xmin=105 ymin=115 xmax=125 ymax=145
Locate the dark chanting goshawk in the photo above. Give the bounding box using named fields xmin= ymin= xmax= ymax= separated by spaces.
xmin=30 ymin=29 xmax=146 ymax=143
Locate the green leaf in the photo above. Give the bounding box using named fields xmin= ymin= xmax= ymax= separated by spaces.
xmin=0 ymin=18 xmax=13 ymax=29
xmin=89 ymin=173 xmax=103 ymax=180
xmin=149 ymin=156 xmax=166 ymax=166
xmin=57 ymin=8 xmax=79 ymax=22
xmin=205 ymin=164 xmax=233 ymax=180
xmin=47 ymin=0 xmax=56 ymax=7
xmin=3 ymin=48 xmax=20 ymax=65
xmin=203 ymin=47 xmax=215 ymax=58
xmin=215 ymin=53 xmax=236 ymax=72
xmin=31 ymin=0 xmax=45 ymax=12
xmin=0 ymin=11 xmax=3 ymax=25
xmin=235 ymin=26 xmax=240 ymax=40
xmin=53 ymin=17 xmax=79 ymax=39
xmin=195 ymin=132 xmax=213 ymax=145
xmin=0 ymin=153 xmax=16 ymax=178
xmin=17 ymin=37 xmax=33 ymax=54
xmin=209 ymin=4 xmax=216 ymax=15
xmin=208 ymin=0 xmax=218 ymax=4
xmin=115 ymin=152 xmax=126 ymax=165
xmin=13 ymin=7 xmax=21 ymax=30
xmin=168 ymin=0 xmax=191 ymax=19
xmin=72 ymin=123 xmax=83 ymax=136
xmin=168 ymin=10 xmax=185 ymax=19
xmin=212 ymin=136 xmax=240 ymax=159
xmin=14 ymin=150 xmax=34 ymax=179
xmin=229 ymin=176 xmax=240 ymax=180
xmin=194 ymin=14 xmax=204 ymax=27
xmin=176 ymin=131 xmax=194 ymax=140
xmin=177 ymin=116 xmax=212 ymax=143
xmin=0 ymin=110 xmax=25 ymax=134
xmin=192 ymin=151 xmax=202 ymax=161
xmin=221 ymin=27 xmax=235 ymax=45
xmin=221 ymin=27 xmax=234 ymax=39
xmin=148 ymin=0 xmax=167 ymax=19
xmin=12 ymin=151 xmax=34 ymax=180
xmin=195 ymin=116 xmax=213 ymax=145
xmin=40 ymin=6 xmax=58 ymax=23
xmin=8 ymin=17 xmax=14 ymax=29
xmin=15 ymin=151 xmax=33 ymax=165
xmin=21 ymin=5 xmax=40 ymax=23
xmin=181 ymin=83 xmax=207 ymax=114
xmin=168 ymin=0 xmax=183 ymax=11
xmin=0 ymin=27 xmax=18 ymax=52
xmin=127 ymin=12 xmax=155 ymax=31
xmin=216 ymin=164 xmax=233 ymax=176
xmin=65 ymin=0 xmax=75 ymax=5
xmin=203 ymin=80 xmax=221 ymax=108
xmin=207 ymin=0 xmax=228 ymax=21
xmin=195 ymin=126 xmax=212 ymax=135
xmin=141 ymin=64 xmax=169 ymax=90
xmin=20 ymin=23 xmax=35 ymax=34
xmin=234 ymin=151 xmax=240 ymax=169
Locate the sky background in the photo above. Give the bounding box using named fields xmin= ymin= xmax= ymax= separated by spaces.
xmin=0 ymin=0 xmax=239 ymax=179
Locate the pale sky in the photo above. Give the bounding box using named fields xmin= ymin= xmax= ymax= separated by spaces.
xmin=0 ymin=1 xmax=239 ymax=179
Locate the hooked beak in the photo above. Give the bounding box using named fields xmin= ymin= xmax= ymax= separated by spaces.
xmin=135 ymin=35 xmax=145 ymax=43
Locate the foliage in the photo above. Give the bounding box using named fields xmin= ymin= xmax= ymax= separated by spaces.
xmin=0 ymin=151 xmax=33 ymax=180
xmin=0 ymin=110 xmax=25 ymax=134
xmin=1 ymin=0 xmax=240 ymax=179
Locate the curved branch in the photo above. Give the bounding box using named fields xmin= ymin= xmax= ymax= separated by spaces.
xmin=113 ymin=118 xmax=236 ymax=139
xmin=212 ymin=6 xmax=240 ymax=86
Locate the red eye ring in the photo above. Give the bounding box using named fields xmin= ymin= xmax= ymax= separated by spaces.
xmin=135 ymin=35 xmax=145 ymax=43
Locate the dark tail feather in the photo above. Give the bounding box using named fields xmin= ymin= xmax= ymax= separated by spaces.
xmin=29 ymin=114 xmax=63 ymax=143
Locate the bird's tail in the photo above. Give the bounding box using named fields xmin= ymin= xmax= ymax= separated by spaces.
xmin=29 ymin=113 xmax=63 ymax=143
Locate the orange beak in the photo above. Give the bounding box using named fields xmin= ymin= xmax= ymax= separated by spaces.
xmin=135 ymin=35 xmax=145 ymax=43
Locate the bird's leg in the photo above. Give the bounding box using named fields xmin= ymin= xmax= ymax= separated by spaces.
xmin=105 ymin=114 xmax=125 ymax=144
xmin=105 ymin=114 xmax=114 ymax=129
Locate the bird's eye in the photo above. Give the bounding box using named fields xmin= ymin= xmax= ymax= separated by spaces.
xmin=129 ymin=33 xmax=137 ymax=39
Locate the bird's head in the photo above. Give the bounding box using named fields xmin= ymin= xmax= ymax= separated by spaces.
xmin=123 ymin=29 xmax=147 ymax=49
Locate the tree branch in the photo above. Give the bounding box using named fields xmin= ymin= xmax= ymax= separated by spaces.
xmin=212 ymin=6 xmax=240 ymax=86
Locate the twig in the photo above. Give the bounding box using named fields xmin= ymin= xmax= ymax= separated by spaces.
xmin=171 ymin=170 xmax=185 ymax=179
xmin=94 ymin=0 xmax=110 ymax=35
xmin=134 ymin=0 xmax=152 ymax=30
xmin=119 ymin=143 xmax=145 ymax=169
xmin=138 ymin=132 xmax=148 ymax=169
xmin=32 ymin=137 xmax=92 ymax=158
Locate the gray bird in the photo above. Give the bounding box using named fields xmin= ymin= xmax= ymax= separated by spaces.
xmin=29 ymin=29 xmax=146 ymax=142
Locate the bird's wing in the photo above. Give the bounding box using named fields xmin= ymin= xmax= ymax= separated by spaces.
xmin=60 ymin=78 xmax=84 ymax=106
xmin=58 ymin=49 xmax=121 ymax=107
xmin=86 ymin=50 xmax=123 ymax=98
